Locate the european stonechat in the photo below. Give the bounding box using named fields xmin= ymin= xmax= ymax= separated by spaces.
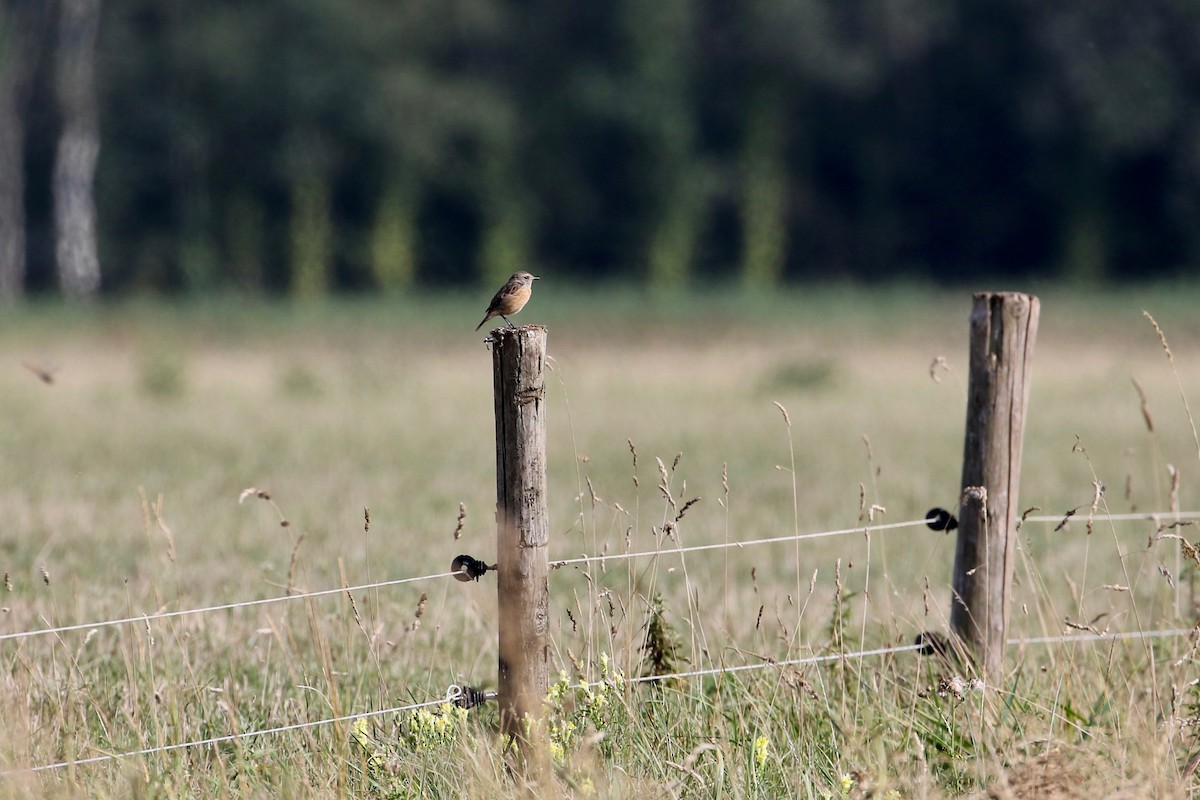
xmin=475 ymin=271 xmax=540 ymax=331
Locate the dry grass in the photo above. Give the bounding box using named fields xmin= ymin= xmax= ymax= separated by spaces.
xmin=0 ymin=285 xmax=1199 ymax=797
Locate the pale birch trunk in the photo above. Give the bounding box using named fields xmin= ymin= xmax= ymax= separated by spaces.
xmin=53 ymin=0 xmax=102 ymax=300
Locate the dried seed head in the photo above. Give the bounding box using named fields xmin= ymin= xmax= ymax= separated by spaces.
xmin=1131 ymin=377 xmax=1155 ymax=433
xmin=676 ymin=497 xmax=701 ymax=521
xmin=1169 ymin=464 xmax=1180 ymax=514
xmin=1144 ymin=310 xmax=1174 ymax=362
xmin=567 ymin=648 xmax=583 ymax=678
xmin=453 ymin=503 xmax=467 ymax=540
xmin=772 ymin=401 xmax=791 ymax=427
xmin=929 ymin=355 xmax=951 ymax=382
xmin=408 ymin=592 xmax=428 ymax=633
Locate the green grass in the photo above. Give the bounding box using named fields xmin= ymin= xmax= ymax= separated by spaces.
xmin=1 ymin=283 xmax=1199 ymax=797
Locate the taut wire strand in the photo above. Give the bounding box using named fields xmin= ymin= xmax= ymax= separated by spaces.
xmin=0 ymin=570 xmax=461 ymax=643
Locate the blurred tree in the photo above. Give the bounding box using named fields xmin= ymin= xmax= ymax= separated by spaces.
xmin=1022 ymin=0 xmax=1200 ymax=278
xmin=737 ymin=88 xmax=788 ymax=288
xmin=0 ymin=0 xmax=51 ymax=303
xmin=167 ymin=3 xmax=217 ymax=291
xmin=225 ymin=191 xmax=265 ymax=291
xmin=369 ymin=172 xmax=419 ymax=293
xmin=6 ymin=0 xmax=1197 ymax=296
xmin=286 ymin=133 xmax=334 ymax=299
xmin=53 ymin=0 xmax=103 ymax=300
xmin=479 ymin=133 xmax=534 ymax=287
xmin=621 ymin=0 xmax=705 ymax=291
xmin=353 ymin=0 xmax=522 ymax=287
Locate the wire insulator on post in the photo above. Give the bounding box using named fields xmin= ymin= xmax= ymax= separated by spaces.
xmin=451 ymin=555 xmax=494 ymax=582
xmin=914 ymin=631 xmax=954 ymax=658
xmin=446 ymin=684 xmax=496 ymax=710
xmin=925 ymin=507 xmax=958 ymax=532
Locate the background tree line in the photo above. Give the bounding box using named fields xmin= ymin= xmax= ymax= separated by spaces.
xmin=2 ymin=0 xmax=1199 ymax=300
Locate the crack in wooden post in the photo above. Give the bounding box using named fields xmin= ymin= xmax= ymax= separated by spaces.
xmin=950 ymin=293 xmax=1039 ymax=684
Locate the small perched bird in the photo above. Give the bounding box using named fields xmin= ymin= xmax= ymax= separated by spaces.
xmin=475 ymin=271 xmax=540 ymax=331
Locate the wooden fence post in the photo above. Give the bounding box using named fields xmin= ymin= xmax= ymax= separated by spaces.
xmin=950 ymin=292 xmax=1039 ymax=683
xmin=491 ymin=325 xmax=550 ymax=776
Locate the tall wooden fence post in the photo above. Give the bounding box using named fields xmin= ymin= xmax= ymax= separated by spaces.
xmin=491 ymin=325 xmax=550 ymax=777
xmin=950 ymin=292 xmax=1039 ymax=683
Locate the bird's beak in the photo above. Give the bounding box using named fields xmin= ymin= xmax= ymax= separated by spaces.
xmin=532 ymin=275 xmax=541 ymax=280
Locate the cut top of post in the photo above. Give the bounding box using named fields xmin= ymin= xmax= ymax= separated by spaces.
xmin=485 ymin=324 xmax=548 ymax=339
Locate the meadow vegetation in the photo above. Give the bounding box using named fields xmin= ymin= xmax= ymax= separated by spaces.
xmin=1 ymin=284 xmax=1199 ymax=797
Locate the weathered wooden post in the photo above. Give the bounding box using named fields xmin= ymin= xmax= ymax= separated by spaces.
xmin=490 ymin=325 xmax=550 ymax=777
xmin=950 ymin=292 xmax=1039 ymax=683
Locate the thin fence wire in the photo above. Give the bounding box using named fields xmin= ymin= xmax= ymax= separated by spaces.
xmin=0 ymin=570 xmax=462 ymax=644
xmin=550 ymin=517 xmax=931 ymax=569
xmin=625 ymin=642 xmax=926 ymax=685
xmin=1023 ymin=510 xmax=1200 ymax=525
xmin=1011 ymin=628 xmax=1194 ymax=646
xmin=12 ymin=625 xmax=1195 ymax=776
xmin=550 ymin=509 xmax=1200 ymax=570
xmin=3 ymin=509 xmax=1196 ymax=645
xmin=8 ymin=695 xmax=449 ymax=776
xmin=575 ymin=626 xmax=1196 ymax=691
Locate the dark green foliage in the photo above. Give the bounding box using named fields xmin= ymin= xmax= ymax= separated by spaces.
xmin=761 ymin=358 xmax=837 ymax=392
xmin=8 ymin=1 xmax=1200 ymax=295
xmin=641 ymin=592 xmax=682 ymax=681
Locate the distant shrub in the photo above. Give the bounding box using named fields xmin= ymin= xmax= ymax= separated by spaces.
xmin=138 ymin=348 xmax=186 ymax=398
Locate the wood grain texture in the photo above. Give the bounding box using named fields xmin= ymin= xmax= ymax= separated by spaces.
xmin=950 ymin=292 xmax=1039 ymax=683
xmin=491 ymin=325 xmax=550 ymax=768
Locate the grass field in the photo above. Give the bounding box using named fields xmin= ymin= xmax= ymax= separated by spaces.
xmin=1 ymin=283 xmax=1199 ymax=797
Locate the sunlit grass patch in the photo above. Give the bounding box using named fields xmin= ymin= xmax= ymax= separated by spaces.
xmin=0 ymin=285 xmax=1198 ymax=796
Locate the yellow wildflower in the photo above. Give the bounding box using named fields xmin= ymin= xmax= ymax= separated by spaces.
xmin=753 ymin=734 xmax=770 ymax=767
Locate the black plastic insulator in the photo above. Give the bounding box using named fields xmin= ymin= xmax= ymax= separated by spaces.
xmin=925 ymin=507 xmax=958 ymax=532
xmin=447 ymin=684 xmax=493 ymax=709
xmin=914 ymin=630 xmax=953 ymax=659
xmin=452 ymin=555 xmax=493 ymax=582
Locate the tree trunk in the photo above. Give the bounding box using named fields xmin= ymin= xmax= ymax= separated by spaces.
xmin=289 ymin=167 xmax=333 ymax=299
xmin=739 ymin=87 xmax=788 ymax=288
xmin=0 ymin=0 xmax=50 ymax=303
xmin=53 ymin=0 xmax=103 ymax=300
xmin=370 ymin=173 xmax=420 ymax=293
xmin=479 ymin=138 xmax=532 ymax=289
xmin=622 ymin=0 xmax=703 ymax=291
xmin=0 ymin=39 xmax=27 ymax=304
